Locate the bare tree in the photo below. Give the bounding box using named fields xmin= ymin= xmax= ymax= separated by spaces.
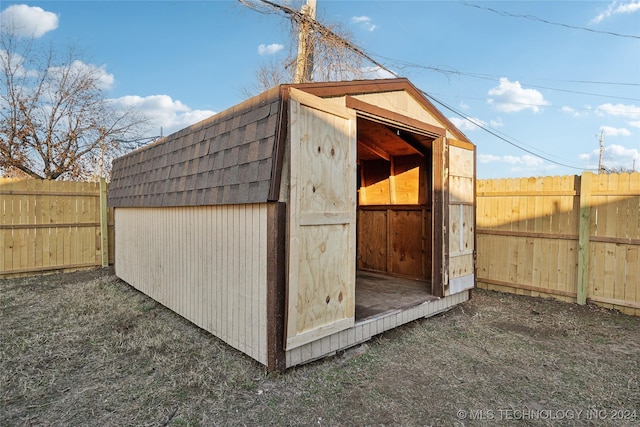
xmin=0 ymin=30 xmax=148 ymax=180
xmin=602 ymin=165 xmax=636 ymax=174
xmin=239 ymin=0 xmax=393 ymax=93
xmin=241 ymin=57 xmax=292 ymax=98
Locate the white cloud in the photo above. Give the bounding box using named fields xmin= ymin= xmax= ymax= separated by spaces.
xmin=459 ymin=101 xmax=469 ymax=110
xmin=629 ymin=120 xmax=640 ymax=128
xmin=0 ymin=4 xmax=59 ymax=38
xmin=257 ymin=43 xmax=284 ymax=56
xmin=590 ymin=0 xmax=640 ymax=24
xmin=0 ymin=49 xmax=38 ymax=78
xmin=351 ymin=16 xmax=370 ymax=24
xmin=449 ymin=116 xmax=486 ymax=132
xmin=479 ymin=153 xmax=551 ymax=176
xmin=561 ymin=105 xmax=592 ymax=118
xmin=596 ymin=103 xmax=640 ymax=119
xmin=351 ymin=15 xmax=377 ymax=31
xmin=579 ymin=144 xmax=640 ymax=171
xmin=113 ymin=94 xmax=216 ymax=136
xmin=490 ymin=117 xmax=504 ymax=128
xmin=504 ymin=155 xmax=544 ymax=167
xmin=478 ymin=154 xmax=500 ymax=163
xmin=600 ymin=125 xmax=631 ymax=137
xmin=487 ymin=78 xmax=549 ymax=113
xmin=478 ymin=153 xmax=543 ymax=167
xmin=49 ymin=60 xmax=115 ymax=91
xmin=603 ymin=144 xmax=639 ymax=159
xmin=560 ymin=106 xmax=578 ymax=118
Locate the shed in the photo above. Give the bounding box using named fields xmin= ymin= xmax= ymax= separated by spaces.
xmin=108 ymin=78 xmax=476 ymax=370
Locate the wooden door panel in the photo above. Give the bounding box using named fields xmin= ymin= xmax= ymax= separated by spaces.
xmin=447 ymin=140 xmax=476 ymax=295
xmin=286 ymin=88 xmax=356 ymax=350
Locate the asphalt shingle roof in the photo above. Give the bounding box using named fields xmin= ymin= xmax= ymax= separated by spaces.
xmin=108 ymin=87 xmax=282 ymax=207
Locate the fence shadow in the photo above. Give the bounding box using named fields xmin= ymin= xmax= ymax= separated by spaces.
xmin=476 ymin=172 xmax=640 ymax=317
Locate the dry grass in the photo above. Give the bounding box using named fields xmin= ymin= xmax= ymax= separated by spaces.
xmin=1 ymin=268 xmax=639 ymax=426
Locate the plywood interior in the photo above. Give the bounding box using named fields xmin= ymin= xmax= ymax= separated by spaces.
xmin=356 ymin=117 xmax=434 ymax=292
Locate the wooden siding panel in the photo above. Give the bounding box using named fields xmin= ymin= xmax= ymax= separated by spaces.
xmin=114 ymin=205 xmax=269 ymax=365
xmin=350 ymin=91 xmax=444 ymax=131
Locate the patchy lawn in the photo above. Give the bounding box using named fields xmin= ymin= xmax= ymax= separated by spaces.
xmin=1 ymin=268 xmax=639 ymax=426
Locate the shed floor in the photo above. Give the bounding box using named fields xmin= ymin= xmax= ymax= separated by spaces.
xmin=355 ymin=271 xmax=437 ymax=321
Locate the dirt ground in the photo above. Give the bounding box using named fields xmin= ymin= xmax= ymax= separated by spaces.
xmin=1 ymin=268 xmax=639 ymax=426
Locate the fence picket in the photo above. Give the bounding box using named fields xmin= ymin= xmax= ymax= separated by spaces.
xmin=478 ymin=172 xmax=640 ymax=316
xmin=0 ymin=178 xmax=114 ymax=278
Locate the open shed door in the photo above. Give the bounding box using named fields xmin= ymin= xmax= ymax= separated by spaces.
xmin=439 ymin=138 xmax=476 ymax=296
xmin=286 ymin=88 xmax=357 ymax=350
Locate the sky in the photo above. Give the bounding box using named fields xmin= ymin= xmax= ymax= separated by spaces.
xmin=1 ymin=0 xmax=639 ymax=179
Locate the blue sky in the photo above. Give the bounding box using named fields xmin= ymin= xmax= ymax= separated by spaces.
xmin=1 ymin=0 xmax=639 ymax=179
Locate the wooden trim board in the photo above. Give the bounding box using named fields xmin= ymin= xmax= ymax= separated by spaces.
xmin=266 ymin=202 xmax=287 ymax=371
xmin=285 ymin=290 xmax=469 ymax=367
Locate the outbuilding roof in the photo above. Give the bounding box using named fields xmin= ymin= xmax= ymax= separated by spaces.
xmin=108 ymin=78 xmax=470 ymax=208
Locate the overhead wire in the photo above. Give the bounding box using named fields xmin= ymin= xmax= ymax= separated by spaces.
xmin=241 ymin=0 xmax=624 ymax=171
xmin=421 ymin=91 xmax=597 ymax=171
xmin=367 ymin=53 xmax=640 ymax=102
xmin=461 ymin=1 xmax=640 ymax=40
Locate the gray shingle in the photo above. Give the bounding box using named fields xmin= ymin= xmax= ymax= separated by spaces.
xmin=108 ymin=86 xmax=282 ymax=208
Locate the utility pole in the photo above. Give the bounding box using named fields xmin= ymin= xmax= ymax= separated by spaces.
xmin=294 ymin=0 xmax=316 ymax=83
xmin=598 ymin=130 xmax=605 ymax=174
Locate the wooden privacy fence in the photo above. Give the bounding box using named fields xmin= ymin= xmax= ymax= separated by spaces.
xmin=477 ymin=172 xmax=640 ymax=316
xmin=0 ymin=178 xmax=114 ymax=278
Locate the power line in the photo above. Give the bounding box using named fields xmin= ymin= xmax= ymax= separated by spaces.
xmin=429 ymin=92 xmax=637 ymax=117
xmin=373 ymin=53 xmax=640 ymax=87
xmin=368 ymin=53 xmax=640 ymax=102
xmin=422 ymin=90 xmax=597 ymax=172
xmin=241 ymin=1 xmax=613 ymax=172
xmin=555 ymin=79 xmax=640 ymax=86
xmin=461 ymin=1 xmax=640 ymax=40
xmin=240 ymin=0 xmax=399 ymax=78
xmin=244 ymin=1 xmax=639 ymax=102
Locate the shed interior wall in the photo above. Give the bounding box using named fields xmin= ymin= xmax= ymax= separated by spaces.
xmin=355 ymin=117 xmax=435 ymax=314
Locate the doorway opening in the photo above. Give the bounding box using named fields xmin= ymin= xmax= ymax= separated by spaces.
xmin=354 ymin=116 xmax=437 ymax=321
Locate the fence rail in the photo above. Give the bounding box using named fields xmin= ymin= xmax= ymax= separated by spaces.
xmin=3 ymin=174 xmax=639 ymax=317
xmin=477 ymin=172 xmax=640 ymax=316
xmin=0 ymin=178 xmax=114 ymax=278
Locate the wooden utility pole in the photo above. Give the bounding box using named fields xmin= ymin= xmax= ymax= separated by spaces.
xmin=598 ymin=130 xmax=605 ymax=174
xmin=293 ymin=0 xmax=316 ymax=83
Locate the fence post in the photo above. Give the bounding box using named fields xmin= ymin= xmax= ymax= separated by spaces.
xmin=99 ymin=178 xmax=109 ymax=267
xmin=577 ymin=172 xmax=592 ymax=305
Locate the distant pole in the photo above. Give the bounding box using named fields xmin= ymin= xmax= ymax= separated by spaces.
xmin=598 ymin=130 xmax=605 ymax=174
xmin=294 ymin=0 xmax=316 ymax=83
